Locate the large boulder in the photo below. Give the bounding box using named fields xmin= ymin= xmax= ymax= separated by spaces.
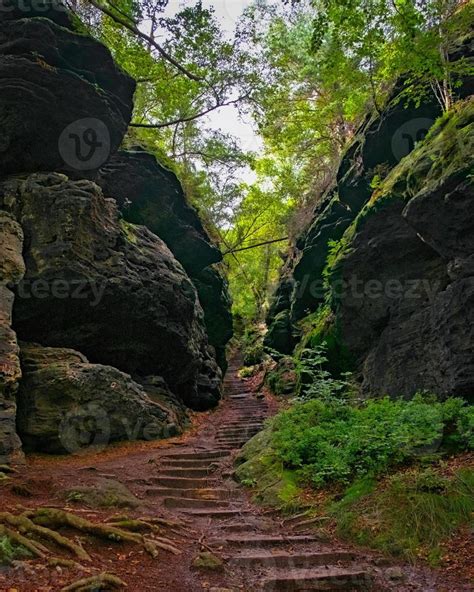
xmin=264 ymin=309 xmax=294 ymax=355
xmin=0 ymin=211 xmax=25 ymax=463
xmin=0 ymin=16 xmax=135 ymax=177
xmin=97 ymin=150 xmax=233 ymax=368
xmin=17 ymin=344 xmax=185 ymax=454
xmin=97 ymin=150 xmax=221 ymax=273
xmin=2 ymin=173 xmax=221 ymax=410
xmin=290 ymin=193 xmax=354 ymax=322
xmin=336 ymin=32 xmax=473 ymax=213
xmin=265 ymin=31 xmax=473 ymax=356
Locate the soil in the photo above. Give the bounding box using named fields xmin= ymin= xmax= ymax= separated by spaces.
xmin=0 ymin=361 xmax=472 ymax=592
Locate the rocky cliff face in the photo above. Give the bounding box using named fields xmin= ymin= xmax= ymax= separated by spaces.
xmin=97 ymin=150 xmax=233 ymax=371
xmin=0 ymin=4 xmax=231 ymax=461
xmin=0 ymin=211 xmax=24 ymax=463
xmin=266 ymin=41 xmax=473 ymax=400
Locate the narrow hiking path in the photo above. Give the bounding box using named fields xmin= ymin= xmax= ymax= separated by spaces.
xmin=0 ymin=360 xmax=465 ymax=591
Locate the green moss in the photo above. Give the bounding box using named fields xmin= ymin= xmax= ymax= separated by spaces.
xmin=235 ymin=429 xmax=303 ymax=511
xmin=119 ymin=219 xmax=138 ymax=244
xmin=192 ymin=551 xmax=224 ymax=571
xmin=296 ymin=306 xmax=355 ymax=377
xmin=65 ymin=480 xmax=140 ymax=509
xmin=266 ymin=356 xmax=297 ymax=396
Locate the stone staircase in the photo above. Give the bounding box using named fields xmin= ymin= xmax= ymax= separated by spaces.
xmin=144 ymin=364 xmax=376 ymax=591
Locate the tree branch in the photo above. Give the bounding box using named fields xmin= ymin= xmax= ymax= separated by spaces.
xmin=86 ymin=0 xmax=202 ymax=81
xmin=130 ymin=94 xmax=249 ymax=129
xmin=223 ymin=237 xmax=289 ymax=255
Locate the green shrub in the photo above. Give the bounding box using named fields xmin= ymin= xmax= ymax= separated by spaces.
xmin=243 ymin=343 xmax=264 ymax=366
xmin=271 ymin=394 xmax=472 ymax=488
xmin=295 ymin=346 xmax=355 ymax=400
xmin=238 ymin=365 xmax=257 ymax=378
xmin=297 ymin=306 xmax=355 ymax=377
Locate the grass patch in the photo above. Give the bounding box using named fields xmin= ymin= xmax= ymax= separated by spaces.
xmin=0 ymin=534 xmax=31 ymax=565
xmin=329 ymin=465 xmax=474 ymax=564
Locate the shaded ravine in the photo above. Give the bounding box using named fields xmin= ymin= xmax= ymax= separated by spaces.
xmin=0 ymin=359 xmax=461 ymax=590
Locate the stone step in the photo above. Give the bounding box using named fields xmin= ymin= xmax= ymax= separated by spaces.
xmin=230 ymin=412 xmax=266 ymax=416
xmin=161 ymin=458 xmax=224 ymax=468
xmin=229 ymin=399 xmax=264 ymax=404
xmin=163 ymin=497 xmax=235 ymax=509
xmin=145 ymin=487 xmax=231 ymax=500
xmin=217 ymin=434 xmax=259 ymax=441
xmin=150 ymin=476 xmax=218 ymax=488
xmin=220 ymin=523 xmax=259 ymax=533
xmin=216 ymin=434 xmax=251 ymax=440
xmin=232 ymin=401 xmax=268 ymax=411
xmin=230 ymin=551 xmax=357 ymax=568
xmin=160 ymin=450 xmax=229 ymax=460
xmin=216 ymin=430 xmax=252 ymax=440
xmin=220 ymin=422 xmax=264 ymax=428
xmin=261 ymin=568 xmax=372 ymax=591
xmin=212 ymin=535 xmax=322 ymax=547
xmin=215 ymin=442 xmax=246 ymax=449
xmin=158 ymin=467 xmax=217 ymax=478
xmin=181 ymin=509 xmax=252 ymax=518
xmin=215 ymin=441 xmax=249 ymax=448
xmin=217 ymin=427 xmax=261 ymax=435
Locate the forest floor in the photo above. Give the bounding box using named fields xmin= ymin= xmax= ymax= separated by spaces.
xmin=0 ymin=361 xmax=472 ymax=592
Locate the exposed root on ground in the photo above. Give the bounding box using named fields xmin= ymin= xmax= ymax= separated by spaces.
xmin=60 ymin=572 xmax=127 ymax=591
xmin=0 ymin=507 xmax=182 ymax=572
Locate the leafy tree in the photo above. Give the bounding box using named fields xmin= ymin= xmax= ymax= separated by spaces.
xmin=64 ymin=0 xmax=472 ymax=325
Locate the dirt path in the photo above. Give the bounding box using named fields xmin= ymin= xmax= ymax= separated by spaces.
xmin=0 ymin=361 xmax=469 ymax=591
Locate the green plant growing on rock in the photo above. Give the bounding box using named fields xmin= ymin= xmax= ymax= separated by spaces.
xmin=265 ymin=356 xmax=297 ymax=396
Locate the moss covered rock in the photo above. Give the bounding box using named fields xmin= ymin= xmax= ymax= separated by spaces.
xmin=16 ymin=343 xmax=185 ymax=453
xmin=235 ymin=430 xmax=301 ymax=509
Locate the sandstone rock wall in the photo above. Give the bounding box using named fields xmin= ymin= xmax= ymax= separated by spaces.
xmin=266 ymin=39 xmax=473 ymax=400
xmin=0 ymin=211 xmax=25 ymax=463
xmin=97 ymin=150 xmax=233 ymax=370
xmin=0 ymin=3 xmax=231 ymax=460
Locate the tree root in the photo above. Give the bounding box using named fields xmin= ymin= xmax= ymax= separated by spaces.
xmin=0 ymin=512 xmax=91 ymax=562
xmin=29 ymin=509 xmax=143 ymax=545
xmin=47 ymin=557 xmax=85 ymax=570
xmin=60 ymin=572 xmax=127 ymax=591
xmin=138 ymin=516 xmax=187 ymax=529
xmin=0 ymin=505 xmax=182 ymax=585
xmin=0 ymin=464 xmax=17 ymax=474
xmin=0 ymin=524 xmax=47 ymax=558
